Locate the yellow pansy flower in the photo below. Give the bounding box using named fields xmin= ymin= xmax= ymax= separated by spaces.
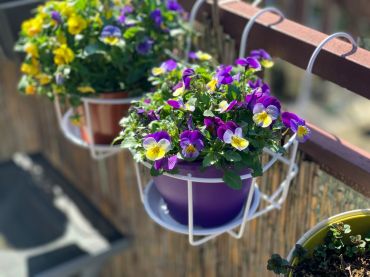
xmin=206 ymin=79 xmax=217 ymax=92
xmin=21 ymin=59 xmax=40 ymax=76
xmin=196 ymin=51 xmax=212 ymax=61
xmin=22 ymin=16 xmax=43 ymax=37
xmin=25 ymin=85 xmax=37 ymax=95
xmin=152 ymin=67 xmax=165 ymax=76
xmin=53 ymin=44 xmax=75 ymax=65
xmin=77 ymin=86 xmax=96 ymax=94
xmin=24 ymin=43 xmax=39 ymax=58
xmin=261 ymin=59 xmax=274 ymax=68
xmin=57 ymin=2 xmax=74 ymax=17
xmin=36 ymin=74 xmax=52 ymax=85
xmin=67 ymin=14 xmax=87 ymax=35
xmin=143 ymin=137 xmax=171 ymax=161
xmin=57 ymin=33 xmax=67 ymax=44
xmin=223 ymin=128 xmax=249 ymax=151
xmin=173 ymin=84 xmax=185 ymax=97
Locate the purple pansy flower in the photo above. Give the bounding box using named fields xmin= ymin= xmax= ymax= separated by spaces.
xmin=146 ymin=131 xmax=171 ymax=142
xmin=118 ymin=5 xmax=133 ymax=24
xmin=187 ymin=114 xmax=194 ymax=130
xmin=144 ymin=99 xmax=151 ymax=104
xmin=215 ymin=65 xmax=234 ymax=85
xmin=167 ymin=99 xmax=195 ymax=111
xmin=136 ymin=37 xmax=154 ymax=55
xmin=236 ymin=57 xmax=261 ymax=71
xmin=188 ymin=51 xmax=198 ymax=60
xmin=250 ymin=49 xmax=274 ymax=68
xmin=182 ymin=68 xmax=195 ymax=89
xmin=217 ymin=121 xmax=238 ymax=140
xmin=150 ymin=9 xmax=163 ymax=27
xmin=248 ymin=79 xmax=270 ymax=94
xmin=51 ymin=11 xmax=62 ymax=24
xmin=257 ymin=95 xmax=281 ymax=112
xmin=100 ymin=25 xmax=122 ymax=45
xmin=166 ymin=0 xmax=183 ymax=12
xmin=204 ymin=117 xmax=224 ymax=135
xmin=147 ymin=110 xmax=159 ymax=122
xmin=282 ymin=112 xmax=311 ymax=142
xmin=152 ymin=59 xmax=177 ymax=76
xmin=154 ymin=155 xmax=178 ymax=171
xmin=180 ymin=130 xmax=204 ymax=159
xmin=252 ymin=102 xmax=280 ymax=128
xmin=217 ymin=100 xmax=238 ymax=113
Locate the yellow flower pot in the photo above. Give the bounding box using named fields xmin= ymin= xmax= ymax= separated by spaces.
xmin=287 ymin=209 xmax=370 ymax=275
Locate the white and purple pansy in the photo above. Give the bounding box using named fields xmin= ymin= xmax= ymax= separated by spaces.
xmin=143 ymin=131 xmax=171 ymax=161
xmin=223 ymin=127 xmax=249 ymax=151
xmin=180 ymin=130 xmax=204 ymax=160
xmin=167 ymin=98 xmax=195 ymax=112
xmin=100 ymin=25 xmax=122 ymax=45
xmin=235 ymin=57 xmax=261 ymax=71
xmin=152 ymin=59 xmax=177 ymax=76
xmin=217 ymin=100 xmax=238 ymax=113
xmin=282 ymin=112 xmax=311 ymax=142
xmin=252 ymin=103 xmax=280 ymax=128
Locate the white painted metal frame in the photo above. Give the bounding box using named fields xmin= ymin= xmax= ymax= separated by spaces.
xmin=297 ymin=32 xmax=358 ymax=114
xmin=54 ymin=94 xmax=137 ymax=160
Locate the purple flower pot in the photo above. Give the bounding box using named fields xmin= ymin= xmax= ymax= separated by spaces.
xmin=153 ymin=162 xmax=252 ymax=228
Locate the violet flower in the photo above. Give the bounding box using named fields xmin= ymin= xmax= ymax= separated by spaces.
xmin=167 ymin=99 xmax=195 ymax=111
xmin=51 ymin=11 xmax=62 ymax=24
xmin=217 ymin=100 xmax=238 ymax=113
xmin=223 ymin=127 xmax=249 ymax=151
xmin=282 ymin=112 xmax=311 ymax=142
xmin=136 ymin=37 xmax=154 ymax=55
xmin=152 ymin=59 xmax=177 ymax=76
xmin=236 ymin=57 xmax=261 ymax=71
xmin=150 ymin=9 xmax=163 ymax=27
xmin=118 ymin=5 xmax=133 ymax=24
xmin=204 ymin=117 xmax=224 ymax=136
xmin=250 ymin=49 xmax=274 ymax=68
xmin=100 ymin=25 xmax=122 ymax=45
xmin=180 ymin=130 xmax=204 ymax=159
xmin=253 ymin=103 xmax=280 ymax=128
xmin=154 ymin=155 xmax=178 ymax=171
xmin=143 ymin=131 xmax=171 ymax=161
xmin=215 ymin=65 xmax=234 ymax=85
xmin=248 ymin=79 xmax=270 ymax=94
xmin=182 ymin=68 xmax=195 ymax=89
xmin=217 ymin=121 xmax=238 ymax=140
xmin=166 ymin=0 xmax=183 ymax=12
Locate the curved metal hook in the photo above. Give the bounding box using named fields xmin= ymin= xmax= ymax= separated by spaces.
xmin=238 ymin=7 xmax=284 ymax=58
xmin=297 ymin=32 xmax=358 ymax=114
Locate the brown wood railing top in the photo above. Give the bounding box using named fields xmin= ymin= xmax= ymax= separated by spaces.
xmin=180 ymin=0 xmax=370 ymax=196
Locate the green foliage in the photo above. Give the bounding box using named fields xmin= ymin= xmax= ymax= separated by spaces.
xmin=267 ymin=222 xmax=370 ymax=276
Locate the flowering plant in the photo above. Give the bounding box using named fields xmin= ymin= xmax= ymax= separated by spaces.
xmin=15 ymin=0 xmax=187 ymax=104
xmin=117 ymin=50 xmax=310 ymax=189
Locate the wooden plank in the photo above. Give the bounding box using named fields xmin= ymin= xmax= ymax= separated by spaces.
xmin=301 ymin=124 xmax=370 ymax=197
xmin=179 ymin=0 xmax=370 ymax=100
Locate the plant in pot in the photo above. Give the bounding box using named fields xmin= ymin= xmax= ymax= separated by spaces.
xmin=116 ymin=49 xmax=311 ymax=228
xmin=267 ymin=209 xmax=370 ymax=276
xmin=15 ymin=0 xmax=188 ymax=144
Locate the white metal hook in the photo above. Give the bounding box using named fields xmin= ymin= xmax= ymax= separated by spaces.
xmin=238 ymin=7 xmax=284 ymax=58
xmin=297 ymin=32 xmax=358 ymax=114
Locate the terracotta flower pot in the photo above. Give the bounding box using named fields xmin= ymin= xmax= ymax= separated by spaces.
xmin=79 ymin=92 xmax=131 ymax=145
xmin=153 ymin=162 xmax=252 ymax=228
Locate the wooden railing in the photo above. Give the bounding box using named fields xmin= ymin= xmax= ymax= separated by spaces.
xmin=180 ymin=0 xmax=370 ymax=196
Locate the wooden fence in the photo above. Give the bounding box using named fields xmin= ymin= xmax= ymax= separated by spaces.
xmin=0 ymin=1 xmax=369 ymax=276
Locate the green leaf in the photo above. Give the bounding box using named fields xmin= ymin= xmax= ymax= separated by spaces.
xmin=202 ymin=152 xmax=217 ymax=167
xmin=203 ymin=110 xmax=214 ymax=117
xmin=224 ymin=151 xmax=242 ymax=162
xmin=123 ymin=27 xmax=145 ymax=39
xmin=223 ymin=171 xmax=242 ymax=190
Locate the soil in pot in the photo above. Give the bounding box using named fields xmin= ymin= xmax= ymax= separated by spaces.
xmin=79 ymin=92 xmax=130 ymax=145
xmin=153 ymin=162 xmax=252 ymax=228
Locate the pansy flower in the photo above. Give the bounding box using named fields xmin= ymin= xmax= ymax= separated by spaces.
xmin=150 ymin=9 xmax=163 ymax=27
xmin=136 ymin=37 xmax=154 ymax=55
xmin=188 ymin=51 xmax=212 ymax=61
xmin=143 ymin=131 xmax=171 ymax=161
xmin=252 ymin=102 xmax=280 ymax=128
xmin=204 ymin=117 xmax=224 ymax=136
xmin=217 ymin=100 xmax=238 ymax=113
xmin=282 ymin=112 xmax=311 ymax=142
xmin=166 ymin=0 xmax=183 ymax=12
xmin=154 ymin=155 xmax=178 ymax=171
xmin=118 ymin=5 xmax=133 ymax=25
xmin=250 ymin=49 xmax=274 ymax=68
xmin=223 ymin=127 xmax=249 ymax=151
xmin=180 ymin=130 xmax=204 ymax=160
xmin=207 ymin=65 xmax=234 ymax=92
xmin=236 ymin=57 xmax=261 ymax=71
xmin=100 ymin=25 xmax=122 ymax=45
xmin=152 ymin=59 xmax=177 ymax=76
xmin=167 ymin=98 xmax=195 ymax=112
xmin=217 ymin=121 xmax=238 ymax=140
xmin=51 ymin=11 xmax=62 ymax=24
xmin=173 ymin=68 xmax=195 ymax=96
xmin=248 ymin=79 xmax=270 ymax=94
